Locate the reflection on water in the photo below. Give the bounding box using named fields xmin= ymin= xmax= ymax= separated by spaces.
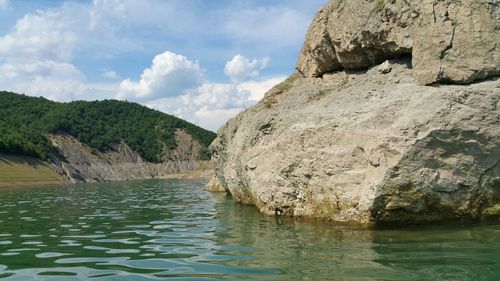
xmin=0 ymin=179 xmax=498 ymax=280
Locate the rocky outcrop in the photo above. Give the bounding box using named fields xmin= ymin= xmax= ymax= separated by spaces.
xmin=209 ymin=0 xmax=500 ymax=225
xmin=297 ymin=0 xmax=499 ymax=85
xmin=210 ymin=0 xmax=499 ymax=225
xmin=50 ymin=129 xmax=208 ymax=183
xmin=210 ymin=57 xmax=500 ymax=225
xmin=205 ymin=175 xmax=227 ymax=192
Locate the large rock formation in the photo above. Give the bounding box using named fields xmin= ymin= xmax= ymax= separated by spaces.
xmin=297 ymin=0 xmax=499 ymax=85
xmin=210 ymin=0 xmax=500 ymax=226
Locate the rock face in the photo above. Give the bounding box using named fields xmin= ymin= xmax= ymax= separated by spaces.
xmin=50 ymin=129 xmax=207 ymax=183
xmin=211 ymin=58 xmax=500 ymax=225
xmin=205 ymin=175 xmax=227 ymax=192
xmin=210 ymin=0 xmax=500 ymax=225
xmin=297 ymin=0 xmax=499 ymax=85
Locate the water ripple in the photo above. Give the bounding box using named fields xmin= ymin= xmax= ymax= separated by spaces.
xmin=0 ymin=179 xmax=498 ymax=280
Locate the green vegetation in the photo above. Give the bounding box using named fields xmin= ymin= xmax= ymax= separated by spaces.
xmin=263 ymin=98 xmax=277 ymax=109
xmin=0 ymin=91 xmax=216 ymax=162
xmin=267 ymin=72 xmax=300 ymax=97
xmin=261 ymin=72 xmax=301 ymax=109
xmin=308 ymin=89 xmax=330 ymax=101
xmin=340 ymin=74 xmax=349 ymax=86
xmin=375 ymin=0 xmax=385 ymax=12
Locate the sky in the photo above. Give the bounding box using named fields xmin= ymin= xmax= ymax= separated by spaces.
xmin=0 ymin=0 xmax=325 ymax=131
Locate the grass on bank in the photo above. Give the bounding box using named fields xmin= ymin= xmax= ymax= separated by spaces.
xmin=0 ymin=154 xmax=59 ymax=183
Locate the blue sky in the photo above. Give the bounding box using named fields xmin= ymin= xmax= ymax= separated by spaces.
xmin=0 ymin=0 xmax=324 ymax=130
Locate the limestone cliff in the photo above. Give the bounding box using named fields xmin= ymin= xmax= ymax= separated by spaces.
xmin=49 ymin=129 xmax=208 ymax=183
xmin=209 ymin=0 xmax=500 ymax=225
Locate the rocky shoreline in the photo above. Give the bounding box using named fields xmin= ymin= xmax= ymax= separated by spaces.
xmin=0 ymin=129 xmax=212 ymax=187
xmin=49 ymin=130 xmax=209 ymax=183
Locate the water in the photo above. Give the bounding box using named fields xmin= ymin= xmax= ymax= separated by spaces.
xmin=0 ymin=179 xmax=498 ymax=281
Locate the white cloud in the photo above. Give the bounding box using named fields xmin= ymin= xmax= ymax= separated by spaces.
xmin=0 ymin=1 xmax=319 ymax=129
xmin=117 ymin=51 xmax=202 ymax=101
xmin=23 ymin=77 xmax=83 ymax=101
xmin=0 ymin=9 xmax=77 ymax=62
xmin=0 ymin=61 xmax=84 ymax=81
xmin=0 ymin=0 xmax=139 ymax=101
xmin=90 ymin=0 xmax=127 ymax=33
xmin=224 ymin=54 xmax=269 ymax=82
xmin=191 ymin=83 xmax=250 ymax=109
xmin=238 ymin=76 xmax=287 ymax=101
xmin=101 ymin=69 xmax=120 ymax=79
xmin=186 ymin=76 xmax=285 ymax=130
xmin=194 ymin=108 xmax=243 ymax=132
xmin=0 ymin=0 xmax=9 ymax=10
xmin=0 ymin=4 xmax=91 ymax=101
xmin=125 ymin=50 xmax=286 ymax=131
xmin=144 ymin=77 xmax=283 ymax=131
xmin=0 ymin=61 xmax=117 ymax=101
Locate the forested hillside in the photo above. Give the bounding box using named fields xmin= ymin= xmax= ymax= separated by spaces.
xmin=0 ymin=91 xmax=216 ymax=162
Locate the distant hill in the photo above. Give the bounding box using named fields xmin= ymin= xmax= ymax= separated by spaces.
xmin=0 ymin=91 xmax=216 ymax=162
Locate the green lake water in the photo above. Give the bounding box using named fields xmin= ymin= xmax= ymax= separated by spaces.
xmin=0 ymin=179 xmax=498 ymax=280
